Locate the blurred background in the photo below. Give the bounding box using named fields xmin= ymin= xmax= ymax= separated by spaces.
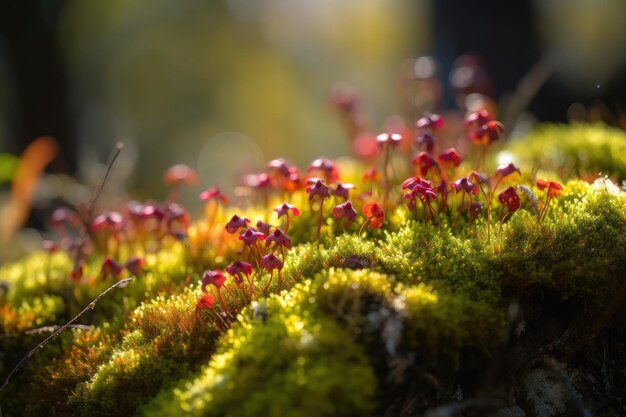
xmin=0 ymin=0 xmax=625 ymax=261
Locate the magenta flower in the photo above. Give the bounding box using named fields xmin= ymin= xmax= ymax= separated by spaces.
xmin=261 ymin=253 xmax=284 ymax=292
xmin=412 ymin=151 xmax=438 ymax=176
xmin=416 ymin=112 xmax=443 ymax=130
xmin=438 ymin=148 xmax=463 ymax=168
xmin=306 ymin=179 xmax=331 ymax=201
xmin=244 ymin=172 xmax=272 ymax=190
xmin=164 ymin=164 xmax=200 ymax=202
xmin=164 ymin=203 xmax=190 ymax=236
xmin=199 ymin=186 xmax=229 ymax=205
xmin=376 ymin=132 xmax=403 ymax=149
xmin=239 ymin=227 xmax=266 ymax=246
xmin=404 ymin=182 xmax=437 ymax=202
xmin=470 ymin=171 xmax=490 ymax=187
xmin=225 ymin=214 xmax=250 ymax=234
xmin=256 ymin=220 xmax=272 ymax=236
xmin=267 ymin=157 xmax=292 ymax=178
xmin=125 ymin=256 xmax=146 ymax=276
xmin=201 ymin=269 xmax=227 ymax=290
xmin=225 ymin=260 xmax=253 ymax=283
xmin=201 ymin=270 xmax=234 ymax=319
xmin=498 ymin=186 xmax=521 ymax=213
xmin=464 ymin=109 xmax=491 ymax=128
xmin=402 ymin=176 xmax=432 ymax=191
xmin=415 ymin=132 xmax=436 ymax=153
xmin=332 ymin=200 xmax=358 ymax=229
xmin=332 ymin=182 xmax=356 ymax=200
xmin=100 ymin=257 xmax=123 ymax=279
xmin=496 ymin=162 xmax=521 ymax=178
xmin=265 ymin=228 xmax=291 ymax=249
xmin=49 ymin=207 xmax=81 ymax=231
xmin=472 ymin=120 xmax=504 ymax=144
xmin=273 ymin=202 xmax=299 ymax=233
xmin=469 ymin=201 xmax=483 ymax=220
xmin=92 ymin=211 xmax=124 ymax=232
xmin=451 ymin=177 xmax=477 ymax=195
xmin=226 ymin=260 xmax=254 ymax=299
xmin=307 ymin=158 xmax=339 ymax=183
xmin=274 ymin=202 xmax=300 ymax=218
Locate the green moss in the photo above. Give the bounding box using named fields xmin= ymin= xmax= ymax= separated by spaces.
xmin=142 ymin=281 xmax=377 ymax=417
xmin=506 ymin=123 xmax=626 ymax=181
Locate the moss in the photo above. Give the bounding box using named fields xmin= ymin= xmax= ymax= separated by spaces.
xmin=142 ymin=282 xmax=377 ymax=417
xmin=506 ymin=123 xmax=626 ymax=181
xmin=68 ymin=286 xmax=219 ymax=417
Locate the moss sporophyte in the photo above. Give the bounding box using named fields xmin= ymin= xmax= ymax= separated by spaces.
xmin=2 ymin=106 xmax=626 ymax=417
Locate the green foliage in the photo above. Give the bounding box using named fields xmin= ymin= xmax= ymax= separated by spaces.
xmin=142 ymin=276 xmax=377 ymax=417
xmin=68 ymin=286 xmax=219 ymax=417
xmin=507 ymin=123 xmax=626 ymax=181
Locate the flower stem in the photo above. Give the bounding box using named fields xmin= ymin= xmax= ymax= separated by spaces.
xmin=358 ymin=218 xmax=371 ymax=238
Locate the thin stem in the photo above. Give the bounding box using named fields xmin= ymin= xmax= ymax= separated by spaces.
xmin=217 ymin=289 xmax=232 ymax=319
xmin=0 ymin=277 xmax=133 ymax=394
xmin=540 ymin=194 xmax=551 ymax=222
xmin=316 ymin=198 xmax=325 ymax=247
xmin=452 ymin=193 xmax=466 ymax=229
xmin=277 ymin=270 xmax=282 ymax=291
xmin=358 ymin=218 xmax=371 ymax=238
xmin=382 ymin=143 xmax=391 ymax=206
xmin=285 ymin=214 xmax=290 ymax=234
xmin=263 ymin=271 xmax=274 ymax=293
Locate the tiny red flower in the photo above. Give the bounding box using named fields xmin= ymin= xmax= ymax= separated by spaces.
xmin=199 ymin=186 xmax=229 ymax=205
xmin=333 ymin=201 xmax=358 ymax=228
xmin=225 ymin=260 xmax=253 ymax=281
xmin=101 ymin=257 xmax=123 ymax=278
xmin=469 ymin=201 xmax=483 ymax=220
xmin=164 ymin=203 xmax=191 ymax=233
xmin=412 ymin=151 xmax=439 ymax=176
xmin=436 ymin=179 xmax=448 ymax=196
xmin=163 ymin=164 xmax=199 ymax=186
xmin=498 ymin=186 xmax=521 ymax=213
xmin=470 ymin=171 xmax=490 ymax=186
xmin=307 ymin=158 xmax=339 ymax=183
xmin=464 ymin=109 xmax=491 ymax=127
xmin=537 ymin=179 xmax=563 ymax=198
xmin=376 ymin=132 xmax=403 ymax=149
xmin=225 ymin=214 xmax=250 ymax=234
xmin=471 ymin=120 xmax=504 ymax=144
xmin=244 ymin=172 xmax=272 ymax=189
xmin=267 ymin=158 xmax=292 ymax=178
xmin=362 ymin=166 xmax=380 ymax=182
xmin=405 ymin=181 xmax=437 ymax=202
xmin=238 ymin=227 xmax=266 ymax=246
xmin=265 ymin=228 xmax=291 ymax=249
xmin=49 ymin=207 xmax=81 ymax=230
xmin=416 ymin=113 xmax=443 ymax=130
xmin=332 ymin=182 xmax=356 ymax=200
xmin=415 ymin=132 xmax=436 ymax=153
xmin=255 ymin=220 xmax=272 ymax=235
xmin=195 ymin=294 xmax=216 ymax=316
xmin=306 ymin=179 xmax=331 ymax=201
xmin=201 ymin=270 xmax=227 ymax=291
xmin=261 ymin=253 xmax=283 ymax=272
xmin=92 ymin=211 xmax=124 ymax=232
xmin=402 ymin=176 xmax=432 ymax=191
xmin=125 ymin=256 xmax=146 ymax=276
xmin=438 ymin=148 xmax=463 ymax=168
xmin=496 ymin=162 xmax=521 ymax=178
xmin=363 ymin=202 xmax=385 ymax=228
xmin=452 ymin=177 xmax=477 ymax=195
xmin=274 ymin=202 xmax=300 ymax=218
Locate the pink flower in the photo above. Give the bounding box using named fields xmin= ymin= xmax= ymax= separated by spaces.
xmin=92 ymin=211 xmax=124 ymax=232
xmin=451 ymin=177 xmax=478 ymax=195
xmin=265 ymin=228 xmax=291 ymax=249
xmin=238 ymin=227 xmax=266 ymax=246
xmin=333 ymin=201 xmax=358 ymax=228
xmin=376 ymin=132 xmax=403 ymax=149
xmin=416 ymin=112 xmax=443 ymax=130
xmin=261 ymin=253 xmax=284 ymax=272
xmin=101 ymin=257 xmax=123 ymax=278
xmin=363 ymin=202 xmax=385 ymax=229
xmin=332 ymin=182 xmax=356 ymax=200
xmin=201 ymin=270 xmax=227 ymax=291
xmin=306 ymin=179 xmax=331 ymax=201
xmin=274 ymin=202 xmax=300 ymax=218
xmin=125 ymin=256 xmax=146 ymax=276
xmin=225 ymin=214 xmax=250 ymax=234
xmin=225 ymin=260 xmax=253 ymax=283
xmin=469 ymin=201 xmax=483 ymax=220
xmin=199 ymin=186 xmax=229 ymax=205
xmin=412 ymin=151 xmax=438 ymax=176
xmin=537 ymin=179 xmax=563 ymax=198
xmin=498 ymin=186 xmax=520 ymax=213
xmin=471 ymin=120 xmax=504 ymax=144
xmin=470 ymin=171 xmax=490 ymax=187
xmin=415 ymin=132 xmax=436 ymax=153
xmin=255 ymin=220 xmax=272 ymax=236
xmin=49 ymin=207 xmax=81 ymax=230
xmin=464 ymin=109 xmax=491 ymax=127
xmin=402 ymin=176 xmax=432 ymax=191
xmin=496 ymin=162 xmax=521 ymax=178
xmin=163 ymin=164 xmax=200 ymax=186
xmin=195 ymin=294 xmax=216 ymax=316
xmin=267 ymin=158 xmax=292 ymax=178
xmin=307 ymin=158 xmax=339 ymax=183
xmin=437 ymin=148 xmax=463 ymax=168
